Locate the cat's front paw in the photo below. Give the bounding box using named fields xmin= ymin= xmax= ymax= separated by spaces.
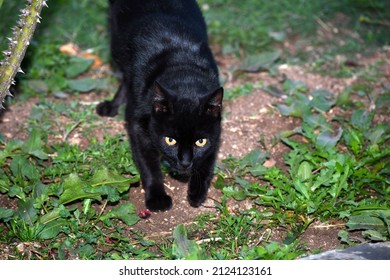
xmin=96 ymin=100 xmax=118 ymax=117
xmin=146 ymin=193 xmax=172 ymax=212
xmin=187 ymin=191 xmax=207 ymax=208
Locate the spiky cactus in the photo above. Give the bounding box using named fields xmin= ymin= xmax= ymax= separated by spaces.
xmin=0 ymin=0 xmax=48 ymax=109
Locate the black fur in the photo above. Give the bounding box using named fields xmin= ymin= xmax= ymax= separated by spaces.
xmin=97 ymin=0 xmax=223 ymax=211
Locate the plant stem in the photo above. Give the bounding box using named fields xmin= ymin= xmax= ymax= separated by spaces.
xmin=0 ymin=0 xmax=48 ymax=109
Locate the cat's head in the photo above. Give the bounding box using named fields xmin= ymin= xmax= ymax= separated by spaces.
xmin=151 ymin=81 xmax=223 ymax=174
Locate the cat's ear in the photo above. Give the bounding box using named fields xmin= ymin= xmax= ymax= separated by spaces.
xmin=153 ymin=81 xmax=171 ymax=114
xmin=204 ymin=87 xmax=223 ymax=117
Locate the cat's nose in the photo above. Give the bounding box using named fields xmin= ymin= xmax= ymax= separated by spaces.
xmin=178 ymin=149 xmax=193 ymax=170
xmin=179 ymin=159 xmax=192 ymax=170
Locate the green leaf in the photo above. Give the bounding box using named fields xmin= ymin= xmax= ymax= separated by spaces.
xmin=303 ymin=113 xmax=329 ymax=129
xmin=0 ymin=207 xmax=14 ymax=220
xmin=214 ymin=174 xmax=226 ymax=190
xmin=26 ymin=80 xmax=49 ymax=94
xmin=89 ymin=166 xmax=135 ymax=193
xmin=77 ymin=244 xmax=95 ymax=259
xmin=375 ymin=92 xmax=390 ymax=113
xmin=65 ymin=56 xmax=94 ymax=78
xmin=238 ymin=51 xmax=280 ymax=72
xmin=297 ymin=161 xmax=312 ymax=183
xmin=58 ymin=173 xmax=102 ymax=205
xmin=277 ymin=93 xmax=311 ymax=117
xmin=22 ymin=129 xmax=48 ymax=160
xmin=10 ymin=156 xmax=41 ymax=182
xmin=293 ymin=178 xmax=310 ymax=200
xmin=99 ymin=202 xmax=139 ymax=226
xmin=343 ymin=128 xmax=363 ymax=155
xmin=40 ymin=208 xmax=63 ymax=224
xmin=316 ymin=127 xmax=343 ymax=149
xmin=241 ymin=149 xmax=268 ymax=167
xmin=16 ymin=198 xmax=38 ymax=225
xmin=338 ymin=230 xmax=355 ymax=246
xmin=309 ymin=90 xmax=335 ymax=112
xmin=367 ymin=124 xmax=389 ymax=145
xmin=222 ymin=186 xmax=247 ymax=200
xmin=172 ymin=224 xmax=205 ymax=260
xmin=346 ymin=214 xmax=387 ymax=232
xmin=38 ymin=218 xmax=68 ymax=240
xmin=283 ymin=79 xmax=308 ymax=95
xmin=362 ymin=230 xmax=387 ymax=241
xmin=68 ymin=78 xmax=97 ymax=92
xmin=351 ymin=109 xmax=374 ymax=131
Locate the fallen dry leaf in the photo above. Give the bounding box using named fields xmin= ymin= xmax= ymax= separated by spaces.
xmin=59 ymin=42 xmax=79 ymax=56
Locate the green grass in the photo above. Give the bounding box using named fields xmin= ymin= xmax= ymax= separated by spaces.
xmin=199 ymin=0 xmax=390 ymax=55
xmin=0 ymin=0 xmax=389 ymax=260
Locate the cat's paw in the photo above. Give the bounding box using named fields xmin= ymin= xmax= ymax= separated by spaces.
xmin=96 ymin=100 xmax=118 ymax=117
xmin=187 ymin=192 xmax=207 ymax=208
xmin=146 ymin=194 xmax=172 ymax=212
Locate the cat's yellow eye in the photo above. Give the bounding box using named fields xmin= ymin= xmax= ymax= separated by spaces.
xmin=165 ymin=137 xmax=177 ymax=146
xmin=195 ymin=138 xmax=207 ymax=147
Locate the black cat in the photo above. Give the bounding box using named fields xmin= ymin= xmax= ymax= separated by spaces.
xmin=97 ymin=0 xmax=223 ymax=211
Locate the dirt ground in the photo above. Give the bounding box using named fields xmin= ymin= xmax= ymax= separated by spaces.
xmin=0 ymin=47 xmax=389 ymax=255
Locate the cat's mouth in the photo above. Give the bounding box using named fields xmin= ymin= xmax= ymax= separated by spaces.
xmin=162 ymin=158 xmax=193 ymax=176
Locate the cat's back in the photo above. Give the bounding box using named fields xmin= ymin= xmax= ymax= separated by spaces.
xmin=109 ymin=0 xmax=213 ymax=78
xmin=110 ymin=0 xmax=206 ymax=35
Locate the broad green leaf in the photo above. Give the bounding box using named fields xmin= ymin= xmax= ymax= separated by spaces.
xmin=90 ymin=185 xmax=121 ymax=202
xmin=68 ymin=78 xmax=97 ymax=92
xmin=351 ymin=109 xmax=374 ymax=131
xmin=303 ymin=113 xmax=329 ymax=129
xmin=297 ymin=161 xmax=312 ymax=184
xmin=277 ymin=93 xmax=310 ymax=117
xmin=89 ymin=167 xmax=135 ymax=193
xmin=65 ymin=56 xmax=94 ymax=78
xmin=309 ymin=90 xmax=335 ymax=112
xmin=26 ymin=80 xmax=49 ymax=94
xmin=338 ymin=230 xmax=355 ymax=246
xmin=58 ymin=173 xmax=102 ymax=205
xmin=0 ymin=170 xmax=10 ymax=193
xmin=40 ymin=205 xmax=71 ymax=224
xmin=241 ymin=149 xmax=268 ymax=167
xmin=77 ymin=244 xmax=95 ymax=259
xmin=283 ymin=79 xmax=308 ymax=95
xmin=238 ymin=51 xmax=280 ymax=72
xmin=10 ymin=155 xmax=41 ymax=182
xmin=172 ymin=224 xmax=205 ymax=260
xmin=375 ymin=91 xmax=390 ymax=113
xmin=22 ymin=129 xmax=48 ymax=160
xmin=214 ymin=174 xmax=226 ymax=190
xmin=343 ymin=128 xmax=363 ymax=155
xmin=222 ymin=186 xmax=247 ymax=200
xmin=0 ymin=139 xmax=23 ymax=162
xmin=316 ymin=127 xmax=343 ymax=149
xmin=367 ymin=124 xmax=389 ymax=145
xmin=99 ymin=202 xmax=139 ymax=226
xmin=362 ymin=229 xmax=387 ymax=241
xmin=0 ymin=207 xmax=14 ymax=220
xmin=346 ymin=214 xmax=387 ymax=232
xmin=292 ymin=179 xmax=310 ymax=200
xmin=38 ymin=218 xmax=68 ymax=240
xmin=249 ymin=165 xmax=268 ymax=176
xmin=16 ymin=198 xmax=38 ymax=225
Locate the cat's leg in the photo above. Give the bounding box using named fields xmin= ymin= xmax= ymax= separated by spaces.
xmin=128 ymin=122 xmax=172 ymax=211
xmin=96 ymin=82 xmax=127 ymax=117
xmin=187 ymin=155 xmax=215 ymax=207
